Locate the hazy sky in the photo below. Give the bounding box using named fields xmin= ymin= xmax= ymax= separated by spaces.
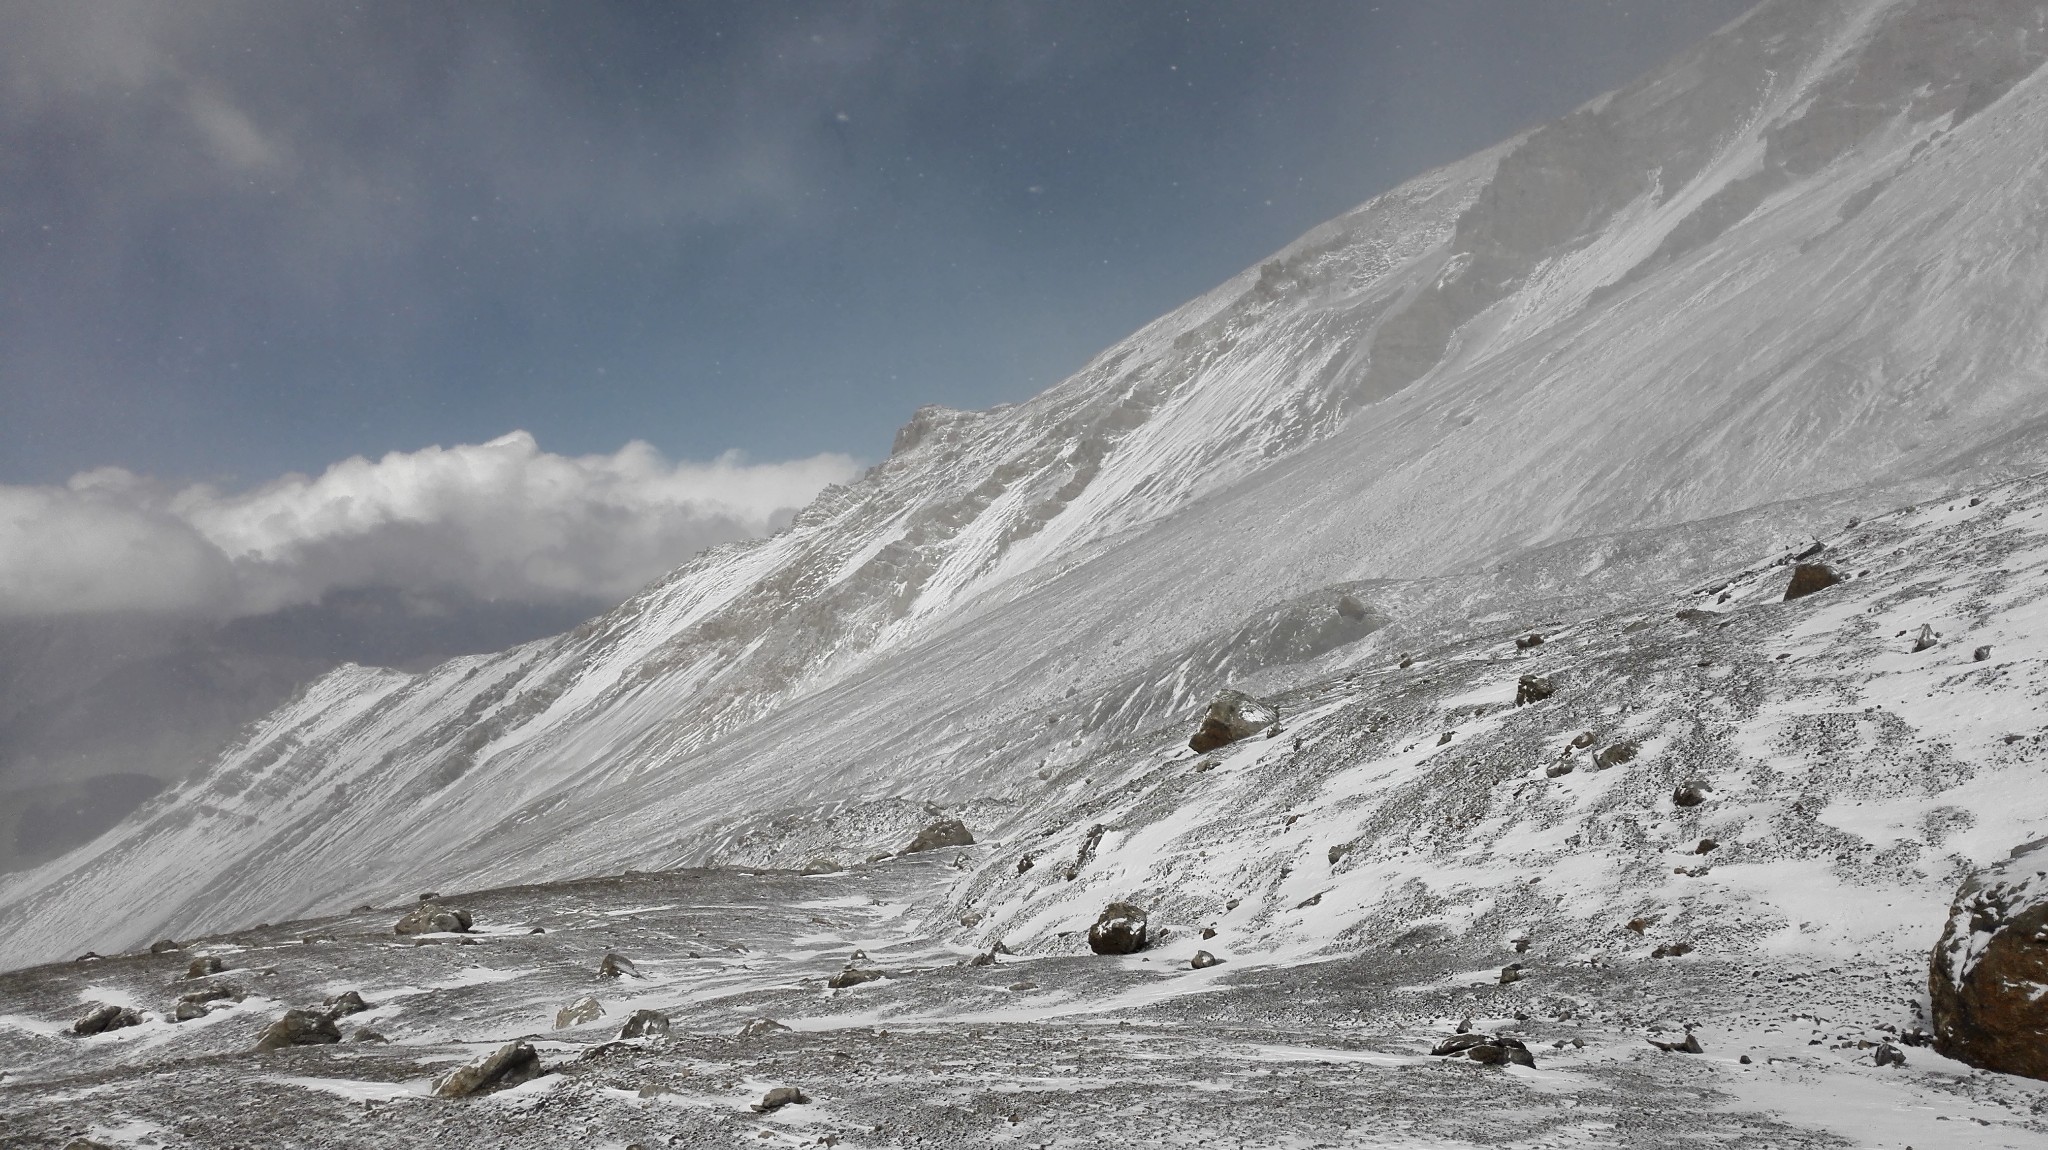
xmin=2 ymin=0 xmax=1755 ymax=487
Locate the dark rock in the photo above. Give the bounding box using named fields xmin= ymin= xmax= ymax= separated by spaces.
xmin=169 ymin=1000 xmax=212 ymax=1022
xmin=433 ymin=1041 xmax=544 ymax=1097
xmin=148 ymin=939 xmax=182 ymax=955
xmin=1466 ymin=1043 xmax=1507 ymax=1064
xmin=828 ymin=967 xmax=883 ymax=989
xmin=1328 ymin=843 xmax=1352 ymax=866
xmin=597 ymin=952 xmax=638 ymax=979
xmin=960 ymin=910 xmax=984 ymax=927
xmin=1570 ymin=731 xmax=1596 ymax=748
xmin=528 ymin=926 xmax=546 ymax=934
xmin=903 ymin=818 xmax=974 ymax=854
xmin=1190 ymin=950 xmax=1222 ymax=970
xmin=1514 ymin=633 xmax=1545 ymax=650
xmin=1875 ymin=1042 xmax=1906 ymax=1067
xmin=1016 ymin=854 xmax=1035 ymax=874
xmin=1912 ymin=623 xmax=1939 ymax=652
xmin=1087 ymin=901 xmax=1149 ymax=955
xmin=1545 ymin=760 xmax=1575 ymax=779
xmin=1200 ymin=926 xmax=1217 ymax=940
xmin=967 ymin=949 xmax=998 ymax=967
xmin=619 ymin=1009 xmax=670 ymax=1039
xmin=1593 ymin=741 xmax=1638 ymax=770
xmin=1648 ymin=1031 xmax=1704 ymax=1054
xmin=254 ymin=1008 xmax=342 ymax=1050
xmin=1187 ymin=689 xmax=1279 ymax=753
xmin=1931 ymin=839 xmax=2048 ymax=1079
xmin=72 ymin=1003 xmax=143 ymax=1036
xmin=751 ymin=1085 xmax=809 ymax=1113
xmin=1436 ymin=731 xmax=1454 ymax=746
xmin=418 ymin=892 xmax=439 ymax=902
xmin=1672 ymin=784 xmax=1711 ymax=808
xmin=1784 ymin=563 xmax=1841 ymax=600
xmin=1431 ymin=1033 xmax=1490 ymax=1055
xmin=323 ymin=990 xmax=371 ymax=1018
xmin=1514 ymin=675 xmax=1555 ymax=706
xmin=1651 ymin=942 xmax=1695 ymax=959
xmin=393 ymin=902 xmax=473 ymax=935
xmin=1976 ymin=645 xmax=1995 ymax=662
xmin=738 ymin=1017 xmax=791 ymax=1037
xmin=1695 ymin=839 xmax=1720 ymax=854
xmin=1499 ymin=965 xmax=1524 ymax=985
xmin=179 ymin=985 xmax=243 ymax=1006
xmin=184 ymin=956 xmax=226 ymax=979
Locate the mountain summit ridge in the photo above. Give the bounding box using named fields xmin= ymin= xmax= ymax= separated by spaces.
xmin=8 ymin=0 xmax=2048 ymax=970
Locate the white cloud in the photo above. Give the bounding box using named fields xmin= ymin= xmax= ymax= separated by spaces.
xmin=0 ymin=432 xmax=860 ymax=618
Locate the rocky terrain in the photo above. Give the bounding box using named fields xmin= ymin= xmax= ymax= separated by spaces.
xmin=11 ymin=1 xmax=2048 ymax=1144
xmin=9 ymin=466 xmax=2048 ymax=1147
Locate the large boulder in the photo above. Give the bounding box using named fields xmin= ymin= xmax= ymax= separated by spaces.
xmin=618 ymin=1009 xmax=670 ymax=1039
xmin=433 ymin=1041 xmax=544 ymax=1097
xmin=903 ymin=819 xmax=974 ymax=855
xmin=1188 ymin=690 xmax=1279 ymax=753
xmin=1514 ymin=675 xmax=1555 ymax=706
xmin=1087 ymin=901 xmax=1149 ymax=955
xmin=394 ymin=902 xmax=473 ymax=935
xmin=72 ymin=1003 xmax=143 ymax=1036
xmin=254 ymin=1008 xmax=342 ymax=1050
xmin=1784 ymin=562 xmax=1842 ymax=600
xmin=1931 ymin=839 xmax=2048 ymax=1080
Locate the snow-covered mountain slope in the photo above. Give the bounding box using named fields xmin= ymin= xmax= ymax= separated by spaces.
xmin=10 ymin=0 xmax=2048 ymax=971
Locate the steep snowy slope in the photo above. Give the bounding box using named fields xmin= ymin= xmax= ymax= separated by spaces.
xmin=9 ymin=0 xmax=2048 ymax=970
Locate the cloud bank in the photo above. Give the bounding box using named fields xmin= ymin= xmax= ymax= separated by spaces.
xmin=0 ymin=432 xmax=859 ymax=618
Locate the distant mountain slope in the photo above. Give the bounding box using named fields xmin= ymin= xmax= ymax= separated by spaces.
xmin=9 ymin=0 xmax=2048 ymax=970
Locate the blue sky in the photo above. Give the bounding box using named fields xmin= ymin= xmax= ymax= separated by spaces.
xmin=0 ymin=0 xmax=1754 ymax=490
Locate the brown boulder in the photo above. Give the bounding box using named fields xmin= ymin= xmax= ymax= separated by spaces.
xmin=254 ymin=1008 xmax=342 ymax=1050
xmin=434 ymin=1040 xmax=544 ymax=1097
xmin=1783 ymin=563 xmax=1841 ymax=600
xmin=394 ymin=902 xmax=473 ymax=935
xmin=1931 ymin=839 xmax=2048 ymax=1080
xmin=1187 ymin=690 xmax=1278 ymax=753
xmin=903 ymin=818 xmax=974 ymax=855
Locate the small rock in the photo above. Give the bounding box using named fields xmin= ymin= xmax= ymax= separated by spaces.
xmin=254 ymin=1009 xmax=342 ymax=1050
xmin=554 ymin=996 xmax=604 ymax=1029
xmin=738 ymin=1017 xmax=791 ymax=1037
xmin=393 ymin=902 xmax=473 ymax=936
xmin=1570 ymin=731 xmax=1596 ymax=749
xmin=961 ymin=910 xmax=985 ymax=927
xmin=1648 ymin=1031 xmax=1704 ymax=1054
xmin=1016 ymin=854 xmax=1035 ymax=874
xmin=1190 ymin=950 xmax=1222 ymax=970
xmin=148 ymin=938 xmax=183 ymax=955
xmin=1545 ymin=761 xmax=1575 ymax=779
xmin=1515 ymin=633 xmax=1545 ymax=650
xmin=1875 ymin=1042 xmax=1906 ymax=1067
xmin=1912 ymin=623 xmax=1939 ymax=653
xmin=1593 ymin=741 xmax=1638 ymax=770
xmin=618 ymin=1009 xmax=670 ymax=1039
xmin=1695 ymin=839 xmax=1720 ymax=855
xmin=751 ymin=1085 xmax=809 ymax=1113
xmin=418 ymin=891 xmax=439 ymax=902
xmin=1784 ymin=563 xmax=1842 ymax=600
xmin=1008 ymin=980 xmax=1038 ymax=991
xmin=1651 ymin=942 xmax=1695 ymax=959
xmin=323 ymin=990 xmax=371 ymax=1017
xmin=72 ymin=1003 xmax=143 ymax=1036
xmin=1087 ymin=901 xmax=1149 ymax=955
xmin=597 ymin=952 xmax=638 ymax=979
xmin=1499 ymin=965 xmax=1523 ymax=985
xmin=829 ymin=967 xmax=884 ymax=989
xmin=1672 ymin=783 xmax=1711 ymax=808
xmin=1200 ymin=926 xmax=1217 ymax=940
xmin=1187 ymin=690 xmax=1279 ymax=753
xmin=1436 ymin=731 xmax=1454 ymax=746
xmin=434 ymin=1041 xmax=543 ymax=1097
xmin=349 ymin=1028 xmax=389 ymax=1043
xmin=1328 ymin=843 xmax=1352 ymax=866
xmin=903 ymin=818 xmax=975 ymax=855
xmin=800 ymin=858 xmax=843 ymax=875
xmin=1514 ymin=675 xmax=1555 ymax=706
xmin=1976 ymin=645 xmax=1994 ymax=662
xmin=169 ymin=1000 xmax=212 ymax=1022
xmin=184 ymin=956 xmax=226 ymax=979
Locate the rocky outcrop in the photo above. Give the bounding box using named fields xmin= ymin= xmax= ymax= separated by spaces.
xmin=1087 ymin=901 xmax=1149 ymax=955
xmin=394 ymin=902 xmax=473 ymax=935
xmin=1931 ymin=839 xmax=2048 ymax=1080
xmin=433 ymin=1041 xmax=544 ymax=1097
xmin=903 ymin=819 xmax=974 ymax=854
xmin=1783 ymin=563 xmax=1841 ymax=600
xmin=1187 ymin=690 xmax=1279 ymax=753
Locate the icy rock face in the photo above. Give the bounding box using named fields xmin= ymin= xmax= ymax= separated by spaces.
xmin=1930 ymin=837 xmax=2048 ymax=1080
xmin=14 ymin=0 xmax=2048 ymax=969
xmin=1187 ymin=690 xmax=1279 ymax=753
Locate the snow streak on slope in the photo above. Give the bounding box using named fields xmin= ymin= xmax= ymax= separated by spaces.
xmin=9 ymin=0 xmax=2048 ymax=969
